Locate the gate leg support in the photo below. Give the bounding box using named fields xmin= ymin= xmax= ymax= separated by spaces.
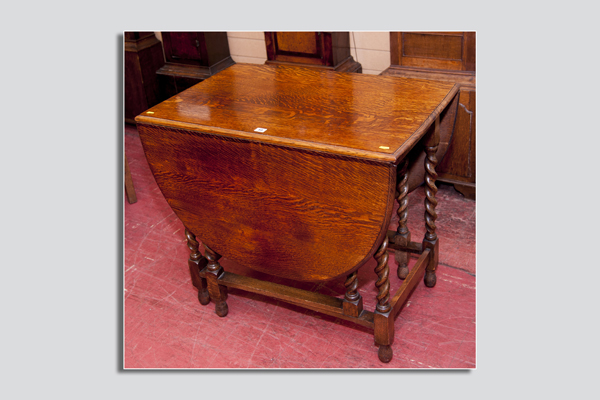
xmin=395 ymin=158 xmax=411 ymax=280
xmin=373 ymin=236 xmax=394 ymax=362
xmin=204 ymin=244 xmax=229 ymax=317
xmin=423 ymin=116 xmax=440 ymax=288
xmin=185 ymin=228 xmax=210 ymax=305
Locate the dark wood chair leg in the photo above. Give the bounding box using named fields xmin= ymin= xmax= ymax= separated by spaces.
xmin=204 ymin=244 xmax=229 ymax=317
xmin=395 ymin=158 xmax=411 ymax=279
xmin=124 ymin=154 xmax=137 ymax=204
xmin=423 ymin=118 xmax=440 ymax=288
xmin=185 ymin=228 xmax=210 ymax=305
xmin=373 ymin=236 xmax=394 ymax=362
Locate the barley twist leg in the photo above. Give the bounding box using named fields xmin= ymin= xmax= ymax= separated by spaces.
xmin=395 ymin=158 xmax=411 ymax=279
xmin=374 ymin=236 xmax=391 ymax=313
xmin=423 ymin=140 xmax=439 ymax=288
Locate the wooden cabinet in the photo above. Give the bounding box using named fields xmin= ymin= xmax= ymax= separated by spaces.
xmin=382 ymin=32 xmax=476 ymax=199
xmin=155 ymin=32 xmax=235 ymax=101
xmin=264 ymin=32 xmax=361 ymax=72
xmin=124 ymin=32 xmax=165 ymax=124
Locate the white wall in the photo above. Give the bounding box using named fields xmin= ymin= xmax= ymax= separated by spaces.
xmin=349 ymin=31 xmax=390 ymax=75
xmin=226 ymin=31 xmax=268 ymax=64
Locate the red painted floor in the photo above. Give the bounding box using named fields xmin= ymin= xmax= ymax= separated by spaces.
xmin=124 ymin=124 xmax=476 ymax=369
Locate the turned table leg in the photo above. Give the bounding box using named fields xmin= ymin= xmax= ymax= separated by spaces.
xmin=204 ymin=244 xmax=229 ymax=317
xmin=423 ymin=118 xmax=440 ymax=288
xmin=185 ymin=228 xmax=210 ymax=305
xmin=395 ymin=158 xmax=411 ymax=280
xmin=373 ymin=236 xmax=394 ymax=362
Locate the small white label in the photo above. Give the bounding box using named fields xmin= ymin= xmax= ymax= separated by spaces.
xmin=254 ymin=128 xmax=267 ymax=133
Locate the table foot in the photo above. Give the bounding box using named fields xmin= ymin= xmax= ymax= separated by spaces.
xmin=424 ymin=272 xmax=437 ymax=288
xmin=395 ymin=239 xmax=410 ymax=280
xmin=397 ymin=264 xmax=410 ymax=280
xmin=215 ymin=301 xmax=229 ymax=317
xmin=198 ymin=289 xmax=211 ymax=305
xmin=378 ymin=345 xmax=393 ymax=363
xmin=423 ymin=239 xmax=439 ymax=288
xmin=423 ymin=238 xmax=440 ymax=288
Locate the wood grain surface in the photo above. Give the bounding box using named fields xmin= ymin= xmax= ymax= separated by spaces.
xmin=135 ymin=63 xmax=458 ymax=163
xmin=137 ymin=124 xmax=396 ymax=281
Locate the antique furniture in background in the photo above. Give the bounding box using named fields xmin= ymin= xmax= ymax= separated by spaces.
xmin=264 ymin=32 xmax=361 ymax=73
xmin=135 ymin=64 xmax=458 ymax=362
xmin=124 ymin=32 xmax=165 ymax=124
xmin=382 ymin=32 xmax=476 ymax=199
xmin=155 ymin=32 xmax=235 ymax=101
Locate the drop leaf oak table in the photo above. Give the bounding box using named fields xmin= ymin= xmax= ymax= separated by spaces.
xmin=135 ymin=63 xmax=459 ymax=363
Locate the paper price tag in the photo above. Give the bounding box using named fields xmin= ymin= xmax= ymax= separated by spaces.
xmin=254 ymin=128 xmax=267 ymax=133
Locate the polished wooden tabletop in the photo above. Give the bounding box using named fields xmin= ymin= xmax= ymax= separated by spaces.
xmin=136 ymin=63 xmax=458 ymax=163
